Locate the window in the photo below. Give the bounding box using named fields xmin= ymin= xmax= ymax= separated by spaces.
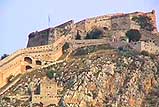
xmin=24 ymin=57 xmax=32 ymax=64
xmin=36 ymin=60 xmax=42 ymax=65
xmin=25 ymin=65 xmax=32 ymax=70
xmin=103 ymin=27 xmax=108 ymax=31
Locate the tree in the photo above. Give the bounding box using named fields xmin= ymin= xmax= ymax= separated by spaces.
xmin=62 ymin=42 xmax=70 ymax=53
xmin=85 ymin=28 xmax=103 ymax=39
xmin=1 ymin=54 xmax=9 ymax=60
xmin=126 ymin=29 xmax=141 ymax=42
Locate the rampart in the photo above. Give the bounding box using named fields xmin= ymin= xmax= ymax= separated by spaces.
xmin=27 ymin=20 xmax=74 ymax=48
xmin=0 ymin=35 xmax=68 ymax=88
xmin=70 ymin=39 xmax=110 ymax=49
xmin=74 ymin=10 xmax=157 ymax=39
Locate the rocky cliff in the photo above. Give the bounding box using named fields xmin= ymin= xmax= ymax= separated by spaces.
xmin=0 ymin=45 xmax=159 ymax=107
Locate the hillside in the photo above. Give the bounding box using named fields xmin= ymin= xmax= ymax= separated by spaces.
xmin=0 ymin=45 xmax=159 ymax=107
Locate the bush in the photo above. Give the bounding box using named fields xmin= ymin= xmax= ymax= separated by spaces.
xmin=126 ymin=29 xmax=141 ymax=42
xmin=62 ymin=42 xmax=70 ymax=53
xmin=47 ymin=70 xmax=56 ymax=79
xmin=132 ymin=16 xmax=154 ymax=31
xmin=1 ymin=54 xmax=9 ymax=60
xmin=85 ymin=28 xmax=103 ymax=39
xmin=141 ymin=50 xmax=149 ymax=56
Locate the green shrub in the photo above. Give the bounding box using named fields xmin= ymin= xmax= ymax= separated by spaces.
xmin=126 ymin=29 xmax=141 ymax=42
xmin=85 ymin=28 xmax=103 ymax=39
xmin=62 ymin=42 xmax=70 ymax=53
xmin=141 ymin=50 xmax=149 ymax=56
xmin=132 ymin=16 xmax=154 ymax=31
xmin=47 ymin=70 xmax=56 ymax=79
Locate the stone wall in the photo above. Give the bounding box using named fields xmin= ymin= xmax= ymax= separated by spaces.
xmin=26 ymin=10 xmax=158 ymax=46
xmin=27 ymin=29 xmax=50 ymax=47
xmin=32 ymin=77 xmax=62 ymax=106
xmin=130 ymin=41 xmax=159 ymax=54
xmin=0 ymin=40 xmax=64 ymax=88
xmin=129 ymin=10 xmax=157 ymax=32
xmin=75 ymin=20 xmax=87 ymax=39
xmin=111 ymin=14 xmax=130 ymax=30
xmin=70 ymin=39 xmax=110 ymax=49
xmin=27 ymin=20 xmax=74 ymax=48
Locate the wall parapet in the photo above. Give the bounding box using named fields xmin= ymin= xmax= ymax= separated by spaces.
xmin=0 ymin=44 xmax=54 ymax=67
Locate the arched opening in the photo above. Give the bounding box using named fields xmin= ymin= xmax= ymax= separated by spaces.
xmin=36 ymin=60 xmax=42 ymax=65
xmin=103 ymin=27 xmax=108 ymax=31
xmin=26 ymin=65 xmax=32 ymax=70
xmin=24 ymin=57 xmax=32 ymax=64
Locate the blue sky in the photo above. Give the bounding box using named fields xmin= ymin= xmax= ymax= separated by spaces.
xmin=0 ymin=0 xmax=159 ymax=56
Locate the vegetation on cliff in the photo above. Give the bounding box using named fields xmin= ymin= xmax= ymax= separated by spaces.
xmin=0 ymin=45 xmax=159 ymax=107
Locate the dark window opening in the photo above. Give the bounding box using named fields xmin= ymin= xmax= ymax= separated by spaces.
xmin=103 ymin=27 xmax=108 ymax=31
xmin=26 ymin=65 xmax=32 ymax=70
xmin=24 ymin=57 xmax=32 ymax=64
xmin=36 ymin=60 xmax=42 ymax=65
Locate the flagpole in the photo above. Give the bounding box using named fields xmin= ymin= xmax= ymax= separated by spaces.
xmin=48 ymin=15 xmax=50 ymax=27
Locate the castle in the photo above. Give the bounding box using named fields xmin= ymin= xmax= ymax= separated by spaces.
xmin=0 ymin=10 xmax=158 ymax=89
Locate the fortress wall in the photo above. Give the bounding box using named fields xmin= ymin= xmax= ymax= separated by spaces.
xmin=140 ymin=30 xmax=159 ymax=46
xmin=48 ymin=28 xmax=56 ymax=44
xmin=75 ymin=16 xmax=112 ymax=39
xmin=146 ymin=10 xmax=158 ymax=32
xmin=130 ymin=41 xmax=159 ymax=54
xmin=75 ymin=20 xmax=87 ymax=39
xmin=21 ymin=44 xmax=53 ymax=54
xmin=111 ymin=30 xmax=128 ymax=41
xmin=54 ymin=20 xmax=74 ymax=40
xmin=75 ymin=20 xmax=86 ymax=31
xmin=0 ymin=49 xmax=23 ymax=67
xmin=0 ymin=72 xmax=3 ymax=87
xmin=0 ymin=43 xmax=62 ymax=88
xmin=27 ymin=28 xmax=50 ymax=47
xmin=129 ymin=12 xmax=145 ymax=30
xmin=50 ymin=47 xmax=63 ymax=62
xmin=0 ymin=45 xmax=53 ymax=67
xmin=71 ymin=39 xmax=110 ymax=49
xmin=111 ymin=15 xmax=130 ymax=30
xmin=0 ymin=57 xmax=23 ymax=87
xmin=0 ymin=34 xmax=66 ymax=88
xmin=85 ymin=17 xmax=111 ymax=32
xmin=129 ymin=10 xmax=157 ymax=32
xmin=53 ymin=36 xmax=66 ymax=48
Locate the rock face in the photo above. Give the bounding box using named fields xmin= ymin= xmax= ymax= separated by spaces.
xmin=0 ymin=46 xmax=159 ymax=107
